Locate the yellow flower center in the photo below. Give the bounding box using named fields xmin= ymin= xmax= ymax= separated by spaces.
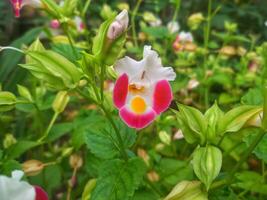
xmin=131 ymin=96 xmax=146 ymax=114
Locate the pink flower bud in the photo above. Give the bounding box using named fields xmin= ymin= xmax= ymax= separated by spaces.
xmin=107 ymin=9 xmax=129 ymax=40
xmin=50 ymin=19 xmax=60 ymax=29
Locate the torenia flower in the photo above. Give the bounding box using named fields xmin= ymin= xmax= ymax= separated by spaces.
xmin=74 ymin=16 xmax=85 ymax=32
xmin=173 ymin=31 xmax=194 ymax=52
xmin=0 ymin=170 xmax=48 ymax=200
xmin=107 ymin=9 xmax=129 ymax=40
xmin=113 ymin=46 xmax=176 ymax=129
xmin=10 ymin=0 xmax=42 ymax=18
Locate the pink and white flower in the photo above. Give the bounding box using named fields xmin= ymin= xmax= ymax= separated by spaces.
xmin=113 ymin=46 xmax=176 ymax=129
xmin=0 ymin=170 xmax=48 ymax=200
xmin=74 ymin=17 xmax=85 ymax=32
xmin=173 ymin=31 xmax=194 ymax=51
xmin=10 ymin=0 xmax=42 ymax=18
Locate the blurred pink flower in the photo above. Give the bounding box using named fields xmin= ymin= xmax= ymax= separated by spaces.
xmin=10 ymin=0 xmax=42 ymax=18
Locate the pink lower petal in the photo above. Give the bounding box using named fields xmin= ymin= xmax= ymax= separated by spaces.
xmin=113 ymin=73 xmax=129 ymax=109
xmin=34 ymin=186 xmax=49 ymax=200
xmin=119 ymin=107 xmax=156 ymax=129
xmin=153 ymin=80 xmax=173 ymax=114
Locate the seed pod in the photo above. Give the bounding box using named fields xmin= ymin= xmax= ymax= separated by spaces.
xmin=164 ymin=180 xmax=208 ymax=200
xmin=22 ymin=160 xmax=44 ymax=176
xmin=3 ymin=134 xmax=17 ymax=149
xmin=192 ymin=145 xmax=222 ymax=190
xmin=52 ymin=91 xmax=69 ymax=113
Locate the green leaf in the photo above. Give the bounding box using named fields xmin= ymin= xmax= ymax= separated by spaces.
xmin=82 ymin=179 xmax=97 ymax=200
xmin=176 ymin=104 xmax=207 ymax=144
xmin=142 ymin=26 xmax=170 ymax=39
xmin=0 ymin=91 xmax=16 ymax=112
xmin=41 ymin=0 xmax=62 ymax=18
xmin=17 ymin=85 xmax=33 ymax=102
xmin=234 ymin=171 xmax=267 ymax=194
xmin=47 ymin=122 xmax=73 ymax=142
xmin=1 ymin=160 xmax=21 ymax=175
xmin=192 ymin=145 xmax=222 ymax=190
xmin=217 ymin=105 xmax=262 ymax=135
xmin=92 ymin=18 xmax=114 ymax=56
xmin=241 ymin=88 xmax=263 ymax=106
xmin=244 ymin=131 xmax=267 ymax=163
xmin=91 ymin=157 xmax=146 ymax=200
xmin=62 ymin=0 xmax=78 ymax=16
xmin=26 ymin=38 xmax=45 ymax=64
xmin=72 ymin=110 xmax=106 ymax=149
xmin=6 ymin=140 xmax=39 ymax=159
xmin=0 ymin=27 xmax=42 ymax=86
xmin=24 ymin=50 xmax=82 ymax=89
xmin=85 ymin=121 xmax=136 ymax=159
xmin=204 ymin=102 xmax=224 ymax=141
xmin=158 ymin=158 xmax=194 ymax=187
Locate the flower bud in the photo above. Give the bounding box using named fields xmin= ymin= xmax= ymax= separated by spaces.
xmin=50 ymin=19 xmax=60 ymax=29
xmin=69 ymin=154 xmax=83 ymax=169
xmin=3 ymin=133 xmax=17 ymax=149
xmin=188 ymin=13 xmax=204 ymax=30
xmin=219 ymin=46 xmax=236 ymax=56
xmin=107 ymin=9 xmax=129 ymax=40
xmin=137 ymin=148 xmax=150 ymax=166
xmin=159 ymin=131 xmax=171 ymax=145
xmin=52 ymin=91 xmax=69 ymax=114
xmin=147 ymin=171 xmax=160 ymax=182
xmin=237 ymin=46 xmax=247 ymax=56
xmin=22 ymin=160 xmax=44 ymax=176
xmin=173 ymin=129 xmax=184 ymax=140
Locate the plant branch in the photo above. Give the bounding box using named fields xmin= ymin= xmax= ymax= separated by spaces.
xmin=131 ymin=0 xmax=142 ymax=47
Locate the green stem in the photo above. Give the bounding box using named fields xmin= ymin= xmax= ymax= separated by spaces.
xmin=171 ymin=0 xmax=181 ymax=22
xmin=82 ymin=0 xmax=91 ymax=18
xmin=100 ymin=65 xmax=106 ymax=102
xmin=227 ymin=129 xmax=265 ymax=184
xmin=100 ymin=105 xmax=128 ymax=161
xmin=262 ymin=86 xmax=267 ymax=130
xmin=203 ymin=0 xmax=212 ymax=109
xmin=76 ymin=88 xmax=128 ymax=161
xmin=38 ymin=112 xmax=59 ymax=142
xmin=131 ymin=0 xmax=142 ymax=47
xmin=62 ymin=23 xmax=78 ymax=59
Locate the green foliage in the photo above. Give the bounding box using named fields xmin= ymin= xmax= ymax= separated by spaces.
xmin=244 ymin=130 xmax=267 ymax=163
xmin=85 ymin=122 xmax=136 ymax=159
xmin=0 ymin=91 xmax=16 ymax=112
xmin=6 ymin=140 xmax=39 ymax=159
xmin=217 ymin=105 xmax=262 ymax=135
xmin=175 ymin=104 xmax=207 ymax=144
xmin=91 ymin=157 xmax=146 ymax=200
xmin=234 ymin=171 xmax=267 ymax=194
xmin=21 ymin=45 xmax=82 ymax=90
xmin=192 ymin=145 xmax=222 ymax=190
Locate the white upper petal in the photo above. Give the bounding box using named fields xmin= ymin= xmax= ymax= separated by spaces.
xmin=179 ymin=31 xmax=193 ymax=42
xmin=22 ymin=0 xmax=42 ymax=7
xmin=114 ymin=45 xmax=176 ymax=85
xmin=0 ymin=171 xmax=35 ymax=200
